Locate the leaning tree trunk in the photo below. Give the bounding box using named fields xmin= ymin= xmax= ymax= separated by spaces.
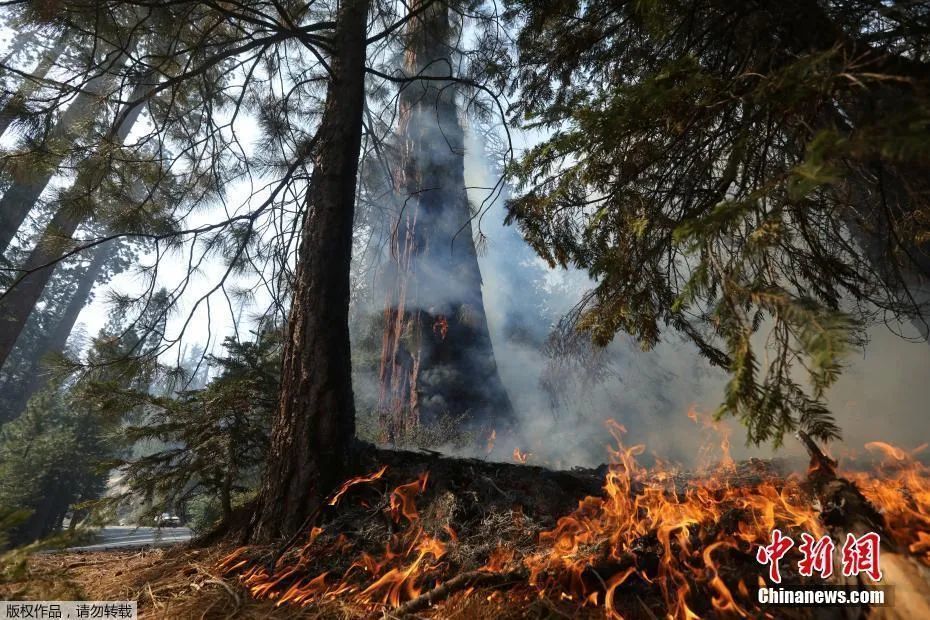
xmin=248 ymin=0 xmax=370 ymax=543
xmin=0 ymin=80 xmax=147 ymax=370
xmin=0 ymin=242 xmax=115 ymax=422
xmin=377 ymin=1 xmax=514 ymax=444
xmin=0 ymin=46 xmax=128 ymax=255
xmin=0 ymin=31 xmax=68 ymax=139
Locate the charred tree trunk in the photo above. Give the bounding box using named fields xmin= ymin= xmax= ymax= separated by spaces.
xmin=378 ymin=1 xmax=514 ymax=443
xmin=0 ymin=80 xmax=147 ymax=370
xmin=248 ymin=0 xmax=370 ymax=543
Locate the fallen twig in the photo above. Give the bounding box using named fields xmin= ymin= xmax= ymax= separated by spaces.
xmin=392 ymin=569 xmax=526 ymax=616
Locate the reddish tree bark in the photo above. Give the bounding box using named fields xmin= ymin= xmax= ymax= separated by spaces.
xmin=378 ymin=1 xmax=515 ymax=443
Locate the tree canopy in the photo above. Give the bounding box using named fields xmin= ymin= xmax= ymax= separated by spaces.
xmin=504 ymin=0 xmax=930 ymax=444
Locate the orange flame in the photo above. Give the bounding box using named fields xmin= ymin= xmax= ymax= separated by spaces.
xmin=521 ymin=419 xmax=823 ymax=618
xmin=328 ymin=465 xmax=388 ymax=506
xmin=390 ymin=472 xmax=428 ymax=522
xmin=846 ymin=442 xmax=930 ymax=566
xmin=222 ymin=422 xmax=930 ymax=618
xmin=432 ymin=315 xmax=449 ymax=340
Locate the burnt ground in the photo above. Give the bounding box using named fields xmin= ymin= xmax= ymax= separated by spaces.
xmin=0 ymin=447 xmax=892 ymax=619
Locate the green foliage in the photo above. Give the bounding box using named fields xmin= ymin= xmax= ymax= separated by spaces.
xmin=505 ymin=0 xmax=930 ymax=444
xmin=186 ymin=490 xmax=254 ymax=535
xmin=104 ymin=330 xmax=279 ymax=525
xmin=0 ymin=383 xmax=116 ymax=548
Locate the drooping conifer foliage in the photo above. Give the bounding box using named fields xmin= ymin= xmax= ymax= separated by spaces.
xmin=504 ymin=0 xmax=930 ymax=444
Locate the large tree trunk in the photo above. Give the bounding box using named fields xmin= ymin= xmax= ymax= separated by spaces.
xmin=0 ymin=46 xmax=127 ymax=255
xmin=0 ymin=80 xmax=146 ymax=370
xmin=248 ymin=0 xmax=370 ymax=543
xmin=0 ymin=32 xmax=68 ymax=138
xmin=377 ymin=1 xmax=515 ymax=444
xmin=0 ymin=243 xmax=114 ymax=423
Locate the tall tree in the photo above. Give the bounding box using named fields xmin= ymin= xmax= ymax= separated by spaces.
xmin=504 ymin=0 xmax=930 ymax=444
xmin=0 ymin=78 xmax=149 ymax=370
xmin=0 ymin=241 xmax=121 ymax=423
xmin=0 ymin=31 xmax=67 ymax=138
xmin=378 ymin=0 xmax=515 ymax=443
xmin=0 ymin=43 xmax=132 ymax=254
xmin=249 ymin=0 xmax=371 ymax=542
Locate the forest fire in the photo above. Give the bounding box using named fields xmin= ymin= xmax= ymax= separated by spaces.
xmin=846 ymin=442 xmax=930 ymax=565
xmin=4 ymin=2 xmax=930 ymax=619
xmin=219 ymin=418 xmax=930 ymax=618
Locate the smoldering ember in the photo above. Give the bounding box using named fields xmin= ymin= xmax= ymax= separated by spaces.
xmin=0 ymin=1 xmax=929 ymax=619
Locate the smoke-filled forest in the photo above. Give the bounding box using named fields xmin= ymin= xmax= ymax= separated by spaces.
xmin=0 ymin=1 xmax=929 ymax=618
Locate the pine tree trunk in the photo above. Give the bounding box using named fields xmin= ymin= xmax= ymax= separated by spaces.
xmin=0 ymin=32 xmax=68 ymax=138
xmin=42 ymin=243 xmax=112 ymax=358
xmin=248 ymin=0 xmax=370 ymax=543
xmin=0 ymin=243 xmax=114 ymax=422
xmin=377 ymin=1 xmax=514 ymax=443
xmin=0 ymin=80 xmax=146 ymax=370
xmin=0 ymin=46 xmax=128 ymax=254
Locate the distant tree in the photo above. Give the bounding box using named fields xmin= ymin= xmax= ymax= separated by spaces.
xmin=0 ymin=296 xmax=173 ymax=545
xmin=0 ymin=75 xmax=152 ymax=370
xmin=102 ymin=331 xmax=278 ymax=527
xmin=0 ymin=7 xmax=135 ymax=253
xmin=0 ymin=28 xmax=67 ymax=138
xmin=504 ymin=0 xmax=930 ymax=445
xmin=0 ymin=363 xmax=122 ymax=547
xmin=0 ymin=238 xmax=131 ymax=424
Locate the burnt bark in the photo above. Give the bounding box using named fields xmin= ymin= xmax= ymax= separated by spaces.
xmin=378 ymin=1 xmax=514 ymax=443
xmin=248 ymin=0 xmax=370 ymax=543
xmin=0 ymin=80 xmax=147 ymax=370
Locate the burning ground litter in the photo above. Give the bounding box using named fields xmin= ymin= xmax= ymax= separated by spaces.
xmin=12 ymin=418 xmax=929 ymax=619
xmin=218 ymin=417 xmax=930 ymax=619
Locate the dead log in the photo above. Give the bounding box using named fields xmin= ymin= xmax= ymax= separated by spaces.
xmin=799 ymin=432 xmax=930 ymax=619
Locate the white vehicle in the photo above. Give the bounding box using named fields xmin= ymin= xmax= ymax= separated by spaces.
xmin=155 ymin=513 xmax=182 ymax=527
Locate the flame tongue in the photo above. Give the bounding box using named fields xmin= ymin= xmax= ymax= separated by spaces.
xmin=222 ymin=417 xmax=930 ymax=618
xmin=847 ymin=442 xmax=930 ymax=565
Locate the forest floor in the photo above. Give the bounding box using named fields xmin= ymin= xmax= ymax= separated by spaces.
xmin=3 ymin=444 xmax=928 ymax=619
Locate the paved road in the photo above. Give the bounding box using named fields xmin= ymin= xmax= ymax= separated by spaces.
xmin=67 ymin=526 xmax=193 ymax=551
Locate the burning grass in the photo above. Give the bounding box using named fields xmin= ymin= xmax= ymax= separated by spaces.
xmin=14 ymin=415 xmax=930 ymax=619
xmin=219 ymin=416 xmax=930 ymax=618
